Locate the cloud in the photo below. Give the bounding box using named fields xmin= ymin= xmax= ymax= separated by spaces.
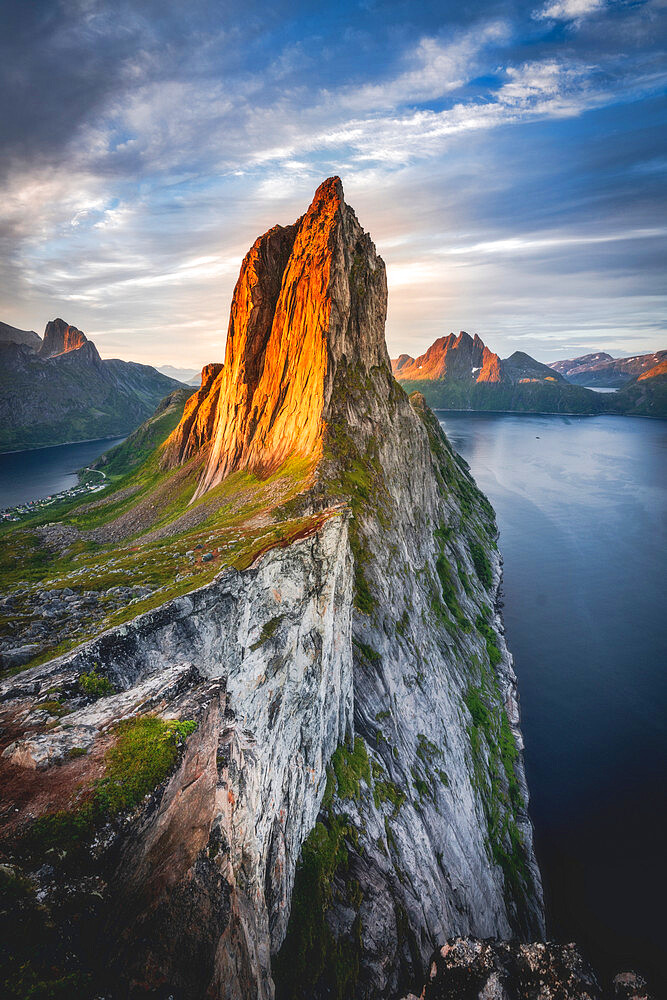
xmin=334 ymin=22 xmax=509 ymax=111
xmin=534 ymin=0 xmax=605 ymax=23
xmin=0 ymin=0 xmax=664 ymax=365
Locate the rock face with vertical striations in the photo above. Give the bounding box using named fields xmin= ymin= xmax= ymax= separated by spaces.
xmin=38 ymin=318 xmax=89 ymax=357
xmin=0 ymin=178 xmax=545 ymax=999
xmin=164 ymin=177 xmax=388 ymax=495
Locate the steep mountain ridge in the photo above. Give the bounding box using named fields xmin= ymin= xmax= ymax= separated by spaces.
xmin=550 ymin=349 xmax=667 ymax=387
xmin=550 ymin=351 xmax=613 ymax=373
xmin=0 ymin=179 xmax=543 ymax=999
xmin=390 ymin=332 xmax=502 ymax=383
xmin=638 ymin=357 xmax=667 ymax=380
xmin=0 ymin=320 xmax=41 ymax=350
xmin=390 ymin=334 xmax=608 ymax=415
xmin=165 ymin=176 xmax=388 ymax=497
xmin=392 ymin=336 xmax=564 ymax=388
xmin=0 ymin=321 xmax=187 ymax=452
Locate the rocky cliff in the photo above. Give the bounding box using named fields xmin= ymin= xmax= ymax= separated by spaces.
xmin=391 ymin=332 xmax=501 ymax=383
xmin=164 ymin=176 xmax=387 ymax=495
xmin=0 ymin=179 xmax=544 ymax=998
xmin=37 ymin=318 xmax=88 ymax=357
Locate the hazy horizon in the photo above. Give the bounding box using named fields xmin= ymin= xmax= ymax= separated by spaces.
xmin=1 ymin=1 xmax=665 ymax=369
xmin=3 ymin=310 xmax=662 ymax=370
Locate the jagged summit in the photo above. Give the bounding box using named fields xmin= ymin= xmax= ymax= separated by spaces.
xmin=392 ymin=331 xmax=501 ymax=383
xmin=164 ymin=177 xmax=388 ymax=495
xmin=38 ymin=318 xmax=90 ymax=358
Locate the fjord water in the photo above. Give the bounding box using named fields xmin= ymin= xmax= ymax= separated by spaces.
xmin=438 ymin=412 xmax=667 ymax=990
xmin=0 ymin=437 xmax=125 ymax=508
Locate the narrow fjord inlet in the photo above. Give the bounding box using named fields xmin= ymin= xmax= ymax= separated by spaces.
xmin=438 ymin=412 xmax=667 ymax=992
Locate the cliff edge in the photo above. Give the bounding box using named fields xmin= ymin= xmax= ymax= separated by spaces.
xmin=0 ymin=179 xmax=544 ymax=999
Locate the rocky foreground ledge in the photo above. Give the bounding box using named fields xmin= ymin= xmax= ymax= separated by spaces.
xmin=402 ymin=937 xmax=655 ymax=1000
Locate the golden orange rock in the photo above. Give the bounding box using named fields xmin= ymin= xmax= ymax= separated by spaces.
xmin=38 ymin=318 xmax=88 ymax=357
xmin=164 ymin=177 xmax=389 ymax=497
xmin=390 ymin=331 xmax=502 ymax=383
xmin=638 ymin=357 xmax=667 ymax=380
xmin=162 ymin=362 xmax=224 ymax=468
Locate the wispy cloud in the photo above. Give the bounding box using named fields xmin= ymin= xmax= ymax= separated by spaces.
xmin=0 ymin=0 xmax=664 ymax=365
xmin=534 ymin=0 xmax=605 ymax=23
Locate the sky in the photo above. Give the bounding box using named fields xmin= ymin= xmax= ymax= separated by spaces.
xmin=0 ymin=0 xmax=665 ymax=369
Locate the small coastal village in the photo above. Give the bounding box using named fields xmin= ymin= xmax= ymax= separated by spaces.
xmin=0 ymin=468 xmax=108 ymax=523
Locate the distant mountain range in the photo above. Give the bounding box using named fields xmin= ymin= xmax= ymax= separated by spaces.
xmin=0 ymin=320 xmax=41 ymax=351
xmin=156 ymin=364 xmax=202 ymax=386
xmin=549 ymin=350 xmax=667 ymax=387
xmin=0 ymin=319 xmax=190 ymax=452
xmin=392 ymin=332 xmax=667 ymax=418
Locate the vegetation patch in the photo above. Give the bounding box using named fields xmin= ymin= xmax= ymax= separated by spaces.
xmin=34 ymin=699 xmax=68 ymax=717
xmin=395 ymin=609 xmax=410 ymax=637
xmin=349 ymin=524 xmax=374 ymax=615
xmin=416 ymin=733 xmax=442 ymax=765
xmin=475 ymin=614 xmax=502 ymax=668
xmin=470 ymin=541 xmax=493 ymax=589
xmin=24 ymin=716 xmax=197 ymax=860
xmin=273 ymin=813 xmax=362 ymax=1000
xmin=464 ymin=682 xmax=528 ymax=898
xmin=78 ymin=669 xmax=114 ymax=699
xmin=275 ymin=734 xmax=371 ymax=999
xmin=353 ymin=638 xmax=382 ymax=666
xmin=432 ymin=526 xmax=472 ymax=633
xmin=326 ymin=739 xmax=371 ymax=803
xmin=250 ymin=614 xmax=285 ymax=651
xmin=412 ymin=768 xmax=434 ymax=805
xmin=373 ymin=779 xmax=405 ymax=815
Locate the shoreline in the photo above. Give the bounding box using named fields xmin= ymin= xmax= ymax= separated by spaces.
xmin=0 ymin=434 xmax=125 ymax=457
xmin=430 ymin=406 xmax=665 ymax=420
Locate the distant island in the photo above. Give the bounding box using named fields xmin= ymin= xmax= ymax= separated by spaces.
xmin=0 ymin=319 xmax=190 ymax=453
xmin=392 ymin=333 xmax=667 ymax=418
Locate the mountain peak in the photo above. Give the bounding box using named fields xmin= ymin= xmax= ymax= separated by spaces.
xmin=390 ymin=330 xmax=501 ymax=382
xmin=164 ymin=177 xmax=388 ymax=496
xmin=38 ymin=318 xmax=88 ymax=358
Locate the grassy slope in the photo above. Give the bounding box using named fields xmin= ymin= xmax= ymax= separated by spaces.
xmin=608 ymin=373 xmax=667 ymax=418
xmin=0 ymin=397 xmax=320 ymax=671
xmin=91 ymin=389 xmax=194 ymax=479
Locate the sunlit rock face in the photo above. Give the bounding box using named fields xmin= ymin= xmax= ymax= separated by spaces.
xmin=0 ymin=179 xmax=545 ymax=1000
xmin=162 ymin=361 xmax=224 ymax=467
xmin=38 ymin=318 xmax=89 ymax=358
xmin=164 ymin=176 xmax=388 ymax=494
xmin=638 ymin=356 xmax=667 ymax=380
xmin=390 ymin=332 xmax=502 ymax=383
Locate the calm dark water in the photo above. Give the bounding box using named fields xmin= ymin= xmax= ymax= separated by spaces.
xmin=437 ymin=411 xmax=667 ymax=991
xmin=0 ymin=437 xmax=125 ymax=508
